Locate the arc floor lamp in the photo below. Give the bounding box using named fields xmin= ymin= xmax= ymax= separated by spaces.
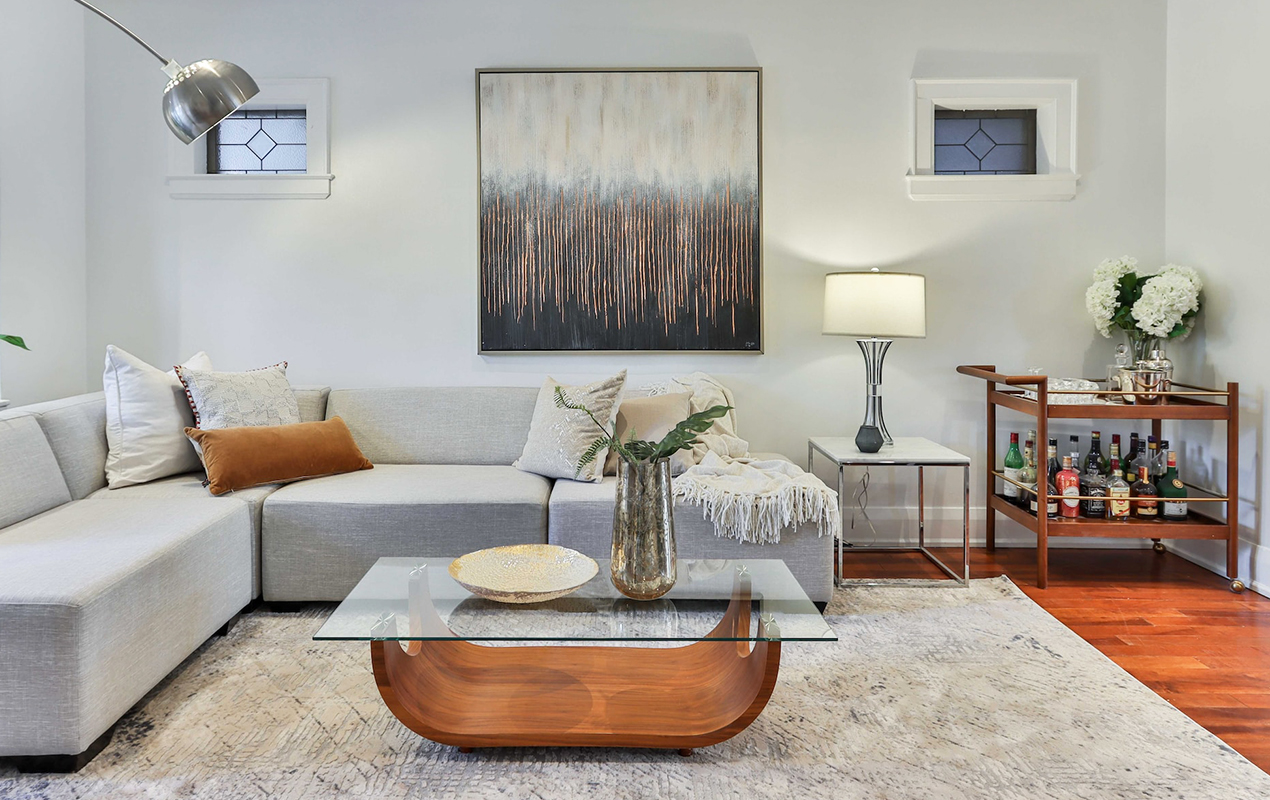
xmin=71 ymin=0 xmax=259 ymax=144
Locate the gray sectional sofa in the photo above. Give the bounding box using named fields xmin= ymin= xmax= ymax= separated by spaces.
xmin=0 ymin=385 xmax=832 ymax=769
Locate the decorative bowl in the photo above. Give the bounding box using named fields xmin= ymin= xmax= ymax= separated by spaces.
xmin=448 ymin=544 xmax=599 ymax=604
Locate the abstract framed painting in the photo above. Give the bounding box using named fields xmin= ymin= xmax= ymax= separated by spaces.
xmin=477 ymin=68 xmax=762 ymax=352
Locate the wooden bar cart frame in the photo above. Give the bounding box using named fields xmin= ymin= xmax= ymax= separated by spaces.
xmin=957 ymin=365 xmax=1242 ymax=592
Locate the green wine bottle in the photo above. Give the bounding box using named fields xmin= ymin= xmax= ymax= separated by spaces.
xmin=1157 ymin=450 xmax=1188 ymax=520
xmin=1003 ymin=433 xmax=1024 ymax=501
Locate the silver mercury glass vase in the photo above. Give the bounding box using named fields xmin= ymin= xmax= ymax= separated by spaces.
xmin=611 ymin=458 xmax=677 ymax=600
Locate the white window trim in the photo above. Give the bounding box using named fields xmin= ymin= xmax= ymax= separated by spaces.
xmin=907 ymin=78 xmax=1078 ymax=201
xmin=167 ymin=78 xmax=332 ymax=199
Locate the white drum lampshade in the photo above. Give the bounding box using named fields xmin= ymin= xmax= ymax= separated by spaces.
xmin=822 ymin=270 xmax=926 ymax=339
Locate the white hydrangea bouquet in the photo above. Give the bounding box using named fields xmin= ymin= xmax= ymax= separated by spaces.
xmin=1085 ymin=257 xmax=1203 ymax=360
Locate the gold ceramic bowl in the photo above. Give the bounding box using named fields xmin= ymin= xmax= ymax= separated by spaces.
xmin=448 ymin=544 xmax=599 ymax=604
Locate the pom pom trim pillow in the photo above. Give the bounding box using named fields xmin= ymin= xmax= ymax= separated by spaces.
xmin=175 ymin=361 xmax=301 ymax=431
xmin=514 ymin=370 xmax=626 ymax=482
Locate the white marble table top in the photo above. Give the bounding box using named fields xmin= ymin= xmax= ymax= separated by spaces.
xmin=809 ymin=436 xmax=970 ymax=466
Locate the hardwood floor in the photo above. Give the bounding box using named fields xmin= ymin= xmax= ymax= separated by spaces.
xmin=837 ymin=546 xmax=1270 ymax=772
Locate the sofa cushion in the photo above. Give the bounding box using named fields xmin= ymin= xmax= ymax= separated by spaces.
xmin=0 ymin=414 xmax=72 ymax=528
xmin=89 ymin=474 xmax=281 ymax=598
xmin=293 ymin=385 xmax=331 ymax=423
xmin=262 ymin=464 xmax=551 ymax=601
xmin=324 ymin=387 xmax=539 ymax=465
xmin=4 ymin=393 xmax=108 ymax=500
xmin=547 ymin=472 xmax=833 ymax=603
xmin=0 ymin=498 xmax=252 ymax=756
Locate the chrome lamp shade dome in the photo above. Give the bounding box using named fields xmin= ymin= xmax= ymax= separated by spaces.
xmin=162 ymin=59 xmax=260 ymax=144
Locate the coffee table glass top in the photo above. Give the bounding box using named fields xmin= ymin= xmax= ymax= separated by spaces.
xmin=314 ymin=557 xmax=836 ymax=643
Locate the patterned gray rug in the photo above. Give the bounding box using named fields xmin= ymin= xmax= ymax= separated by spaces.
xmin=2 ymin=576 xmax=1267 ymax=799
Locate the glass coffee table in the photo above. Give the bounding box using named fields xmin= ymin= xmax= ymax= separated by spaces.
xmin=315 ymin=557 xmax=836 ymax=755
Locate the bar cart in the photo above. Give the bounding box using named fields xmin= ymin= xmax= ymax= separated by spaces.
xmin=957 ymin=365 xmax=1241 ymax=592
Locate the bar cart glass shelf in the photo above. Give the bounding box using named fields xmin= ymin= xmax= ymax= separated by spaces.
xmin=957 ymin=365 xmax=1241 ymax=592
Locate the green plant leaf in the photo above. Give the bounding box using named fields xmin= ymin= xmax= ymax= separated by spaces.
xmin=574 ymin=436 xmax=610 ymax=478
xmin=0 ymin=334 xmax=29 ymax=351
xmin=650 ymin=405 xmax=732 ymax=461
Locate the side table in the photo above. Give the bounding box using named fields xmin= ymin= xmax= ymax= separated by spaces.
xmin=808 ymin=436 xmax=971 ymax=587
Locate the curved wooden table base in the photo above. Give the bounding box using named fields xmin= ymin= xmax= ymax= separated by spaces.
xmin=370 ymin=578 xmax=780 ymax=753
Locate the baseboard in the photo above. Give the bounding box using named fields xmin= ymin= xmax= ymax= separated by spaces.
xmin=837 ymin=505 xmax=1152 ymax=550
xmin=1166 ymin=538 xmax=1270 ymax=598
xmin=848 ymin=504 xmax=1266 ymax=598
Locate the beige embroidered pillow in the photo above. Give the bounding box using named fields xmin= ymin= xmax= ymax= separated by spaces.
xmin=514 ymin=370 xmax=627 ymax=482
xmin=175 ymin=362 xmax=301 ymax=431
xmin=604 ymin=391 xmax=695 ymax=476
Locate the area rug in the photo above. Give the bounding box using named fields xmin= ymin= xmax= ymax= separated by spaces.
xmin=3 ymin=577 xmax=1268 ymax=799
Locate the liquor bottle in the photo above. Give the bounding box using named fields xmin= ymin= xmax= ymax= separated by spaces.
xmin=1078 ymin=469 xmax=1091 ymax=516
xmin=1134 ymin=437 xmax=1158 ymax=486
xmin=1127 ymin=432 xmax=1141 ymax=466
xmin=1107 ymin=459 xmax=1131 ymax=520
xmin=1131 ymin=463 xmax=1159 ymax=519
xmin=1032 ymin=470 xmax=1059 ymax=518
xmin=1083 ymin=468 xmax=1107 ymax=518
xmin=1156 ymin=439 xmax=1171 ymax=482
xmin=1056 ymin=456 xmax=1081 ymax=518
xmin=1106 ymin=434 xmax=1122 ymax=478
xmin=1158 ymin=450 xmax=1189 ymax=520
xmin=1083 ymin=431 xmax=1108 ymax=476
xmin=1018 ymin=440 xmax=1037 ymax=511
xmin=1003 ymin=433 xmax=1024 ymax=500
xmin=1046 ymin=438 xmax=1061 ymax=486
xmin=1068 ymin=435 xmax=1081 ymax=467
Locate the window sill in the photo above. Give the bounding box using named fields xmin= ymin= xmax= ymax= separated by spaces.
xmin=166 ymin=173 xmax=333 ymax=200
xmin=906 ymin=173 xmax=1078 ymax=201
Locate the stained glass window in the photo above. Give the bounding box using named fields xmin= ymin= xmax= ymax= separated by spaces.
xmin=207 ymin=109 xmax=307 ymax=174
xmin=933 ymin=109 xmax=1036 ymax=175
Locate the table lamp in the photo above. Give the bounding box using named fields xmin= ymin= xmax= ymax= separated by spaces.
xmin=823 ymin=269 xmax=927 ymax=452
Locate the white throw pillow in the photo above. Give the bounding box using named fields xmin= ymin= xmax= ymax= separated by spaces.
xmin=103 ymin=345 xmax=213 ymax=488
xmin=174 ymin=362 xmax=301 ymax=431
xmin=514 ymin=370 xmax=627 ymax=482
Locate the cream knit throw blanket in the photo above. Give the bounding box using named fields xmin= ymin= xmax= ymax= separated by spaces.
xmin=673 ymin=452 xmax=842 ymax=545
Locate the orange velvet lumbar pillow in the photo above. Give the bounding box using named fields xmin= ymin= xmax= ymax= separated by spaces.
xmin=185 ymin=417 xmax=373 ymax=496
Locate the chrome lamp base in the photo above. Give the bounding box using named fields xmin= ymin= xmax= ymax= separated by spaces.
xmin=857 ymin=338 xmax=893 ymax=446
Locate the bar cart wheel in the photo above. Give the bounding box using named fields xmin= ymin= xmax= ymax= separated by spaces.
xmin=1230 ymin=580 xmax=1246 ymax=594
xmin=1152 ymin=540 xmax=1166 ymax=553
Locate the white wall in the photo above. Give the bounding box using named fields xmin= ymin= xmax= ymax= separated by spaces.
xmin=77 ymin=0 xmax=1167 ymax=530
xmin=0 ymin=0 xmax=88 ymax=405
xmin=1165 ymin=0 xmax=1269 ymax=589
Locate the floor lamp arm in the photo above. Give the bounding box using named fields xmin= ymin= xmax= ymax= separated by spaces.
xmin=69 ymin=0 xmax=174 ymax=69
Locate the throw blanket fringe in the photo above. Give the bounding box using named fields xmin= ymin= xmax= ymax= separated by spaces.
xmin=673 ymin=453 xmax=842 ymax=545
